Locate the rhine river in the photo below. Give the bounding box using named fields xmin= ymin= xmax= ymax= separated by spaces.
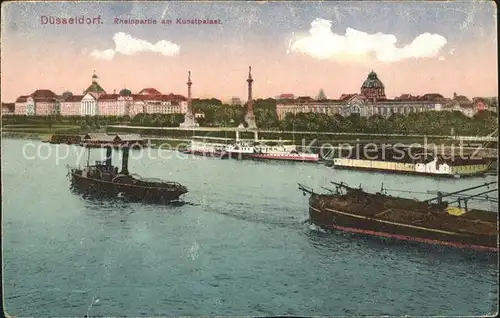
xmin=2 ymin=138 xmax=498 ymax=316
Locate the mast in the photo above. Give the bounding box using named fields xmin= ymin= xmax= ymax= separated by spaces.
xmin=423 ymin=181 xmax=497 ymax=204
xmin=121 ymin=147 xmax=130 ymax=175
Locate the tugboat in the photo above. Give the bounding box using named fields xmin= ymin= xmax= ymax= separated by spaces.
xmin=67 ymin=146 xmax=188 ymax=203
xmin=298 ymin=181 xmax=498 ymax=252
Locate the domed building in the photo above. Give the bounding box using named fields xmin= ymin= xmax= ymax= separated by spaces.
xmin=275 ymin=69 xmax=447 ymax=120
xmin=119 ymin=88 xmax=132 ymax=96
xmin=360 ymin=70 xmax=386 ymax=100
xmin=83 ymin=71 xmax=106 ymax=97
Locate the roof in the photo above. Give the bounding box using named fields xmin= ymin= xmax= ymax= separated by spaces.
xmin=30 ymin=89 xmax=57 ymax=98
xmin=393 ymin=94 xmax=445 ymax=102
xmin=119 ymin=88 xmax=132 ymax=96
xmin=64 ymin=95 xmax=84 ymax=102
xmin=361 ymin=71 xmax=384 ymax=89
xmin=131 ymin=94 xmax=184 ymax=102
xmin=26 ymin=89 xmax=58 ymax=102
xmin=2 ymin=103 xmax=15 ymax=111
xmin=82 ymin=133 xmax=144 ymax=142
xmin=277 ymin=99 xmax=344 ymax=105
xmin=98 ymin=94 xmax=119 ymax=100
xmin=84 ymin=82 xmax=106 ymax=94
xmin=83 ymin=133 xmax=116 ymax=142
xmin=279 ymin=93 xmax=295 ymax=99
xmin=339 ymin=94 xmax=358 ymax=100
xmin=138 ymin=88 xmax=162 ymax=95
xmin=164 ymin=93 xmax=187 ymax=101
xmin=472 ymin=97 xmax=487 ymax=103
xmin=117 ymin=134 xmax=143 ymax=141
xmin=453 ymin=95 xmax=472 ymax=106
xmin=15 ymin=95 xmax=28 ymax=103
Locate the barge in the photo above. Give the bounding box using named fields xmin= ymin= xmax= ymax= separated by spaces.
xmin=331 ymin=146 xmax=492 ymax=178
xmin=45 ymin=133 xmax=147 ymax=149
xmin=298 ymin=181 xmax=498 ymax=252
xmin=68 ymin=145 xmax=188 ymax=203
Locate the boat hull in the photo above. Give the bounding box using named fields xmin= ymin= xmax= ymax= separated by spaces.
xmin=308 ymin=194 xmax=498 ymax=252
xmin=183 ymin=149 xmax=226 ymax=158
xmin=222 ymin=151 xmax=319 ymax=162
xmin=249 ymin=153 xmax=319 ymax=162
xmin=332 ymin=164 xmax=488 ymax=178
xmin=70 ymin=173 xmax=187 ymax=203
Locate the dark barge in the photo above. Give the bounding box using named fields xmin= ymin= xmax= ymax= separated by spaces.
xmin=298 ymin=181 xmax=498 ymax=252
xmin=67 ymin=145 xmax=188 ymax=203
xmin=45 ymin=133 xmax=147 ymax=149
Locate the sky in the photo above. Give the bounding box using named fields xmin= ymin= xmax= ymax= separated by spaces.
xmin=1 ymin=1 xmax=497 ymax=102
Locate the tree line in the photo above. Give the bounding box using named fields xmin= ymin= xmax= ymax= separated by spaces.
xmin=2 ymin=97 xmax=497 ymax=136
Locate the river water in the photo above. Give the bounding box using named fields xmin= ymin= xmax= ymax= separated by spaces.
xmin=2 ymin=139 xmax=498 ymax=316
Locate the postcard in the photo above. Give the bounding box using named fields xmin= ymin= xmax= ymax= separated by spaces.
xmin=1 ymin=1 xmax=498 ymax=317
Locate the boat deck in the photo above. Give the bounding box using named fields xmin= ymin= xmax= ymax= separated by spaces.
xmin=313 ymin=192 xmax=498 ymax=236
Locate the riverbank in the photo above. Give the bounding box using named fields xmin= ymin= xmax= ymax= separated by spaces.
xmin=2 ymin=128 xmax=496 ymax=149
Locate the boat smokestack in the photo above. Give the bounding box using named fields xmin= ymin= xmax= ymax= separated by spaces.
xmin=121 ymin=147 xmax=129 ymax=175
xmin=105 ymin=146 xmax=112 ymax=168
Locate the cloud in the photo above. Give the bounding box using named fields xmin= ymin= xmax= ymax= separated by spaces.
xmin=90 ymin=32 xmax=180 ymax=60
xmin=288 ymin=18 xmax=447 ymax=63
xmin=90 ymin=49 xmax=115 ymax=61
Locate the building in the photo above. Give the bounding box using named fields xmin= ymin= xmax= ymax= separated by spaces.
xmin=14 ymin=89 xmax=59 ymax=116
xmin=1 ymin=103 xmax=15 ymax=116
xmin=441 ymin=94 xmax=491 ymax=117
xmin=13 ymin=72 xmax=189 ymax=117
xmin=230 ymin=97 xmax=242 ymax=106
xmin=276 ymin=93 xmax=295 ymax=100
xmin=276 ymin=70 xmax=446 ymax=120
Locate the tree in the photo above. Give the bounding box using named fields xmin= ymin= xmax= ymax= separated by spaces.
xmin=61 ymin=91 xmax=73 ymax=100
xmin=317 ymin=89 xmax=327 ymax=100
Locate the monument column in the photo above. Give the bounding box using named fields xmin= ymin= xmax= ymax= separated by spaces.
xmin=244 ymin=66 xmax=257 ymax=129
xmin=180 ymin=70 xmax=198 ymax=128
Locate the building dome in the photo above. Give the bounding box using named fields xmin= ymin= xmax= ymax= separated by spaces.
xmin=361 ymin=71 xmax=384 ymax=89
xmin=360 ymin=70 xmax=386 ymax=100
xmin=119 ymin=88 xmax=132 ymax=96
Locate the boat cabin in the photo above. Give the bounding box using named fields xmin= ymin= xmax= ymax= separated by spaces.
xmin=82 ymin=133 xmax=146 ymax=148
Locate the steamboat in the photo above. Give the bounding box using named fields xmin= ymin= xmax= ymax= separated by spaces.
xmin=331 ymin=146 xmax=493 ymax=178
xmin=298 ymin=181 xmax=498 ymax=252
xmin=182 ymin=136 xmax=229 ymax=157
xmin=67 ymin=145 xmax=188 ymax=203
xmin=182 ymin=130 xmax=319 ymax=162
xmin=223 ymin=130 xmax=319 ymax=162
